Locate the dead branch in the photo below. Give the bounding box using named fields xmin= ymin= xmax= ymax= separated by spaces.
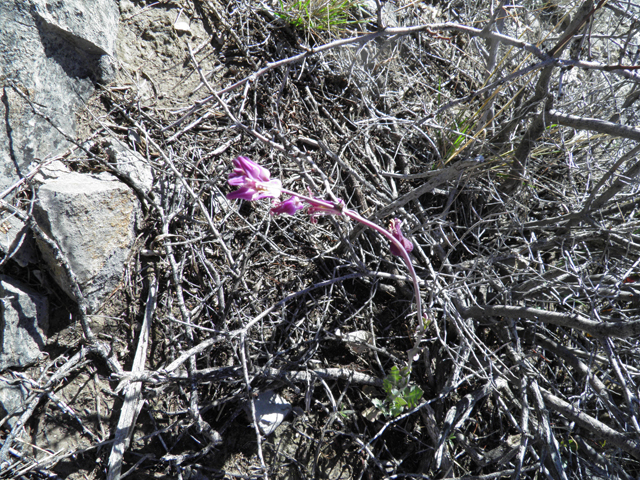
xmin=459 ymin=304 xmax=640 ymax=338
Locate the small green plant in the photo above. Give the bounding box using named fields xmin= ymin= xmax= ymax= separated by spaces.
xmin=338 ymin=406 xmax=356 ymax=419
xmin=444 ymin=119 xmax=471 ymax=162
xmin=372 ymin=366 xmax=424 ymax=418
xmin=276 ymin=0 xmax=365 ymax=32
xmin=560 ymin=436 xmax=579 ymax=452
xmin=433 ymin=85 xmax=475 ymax=164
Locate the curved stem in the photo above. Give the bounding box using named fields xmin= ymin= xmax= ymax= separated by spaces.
xmin=343 ymin=210 xmax=423 ymax=322
xmin=281 ymin=189 xmax=426 ymax=368
xmin=281 ymin=188 xmax=339 ymax=209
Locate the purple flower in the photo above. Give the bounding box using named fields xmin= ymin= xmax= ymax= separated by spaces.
xmin=227 ymin=156 xmax=282 ymax=201
xmin=271 ymin=196 xmax=305 ymax=216
xmin=388 ymin=219 xmax=413 ymax=257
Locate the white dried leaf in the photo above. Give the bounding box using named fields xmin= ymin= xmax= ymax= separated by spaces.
xmin=342 ymin=330 xmax=373 ymax=354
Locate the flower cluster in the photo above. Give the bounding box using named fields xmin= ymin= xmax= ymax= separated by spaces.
xmin=226 ymin=156 xmax=413 ymax=257
xmin=227 ymin=156 xmax=283 ymax=201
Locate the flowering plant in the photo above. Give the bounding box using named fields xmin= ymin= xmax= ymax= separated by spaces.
xmin=227 ymin=156 xmax=426 ymax=369
xmin=227 ymin=156 xmax=283 ymax=201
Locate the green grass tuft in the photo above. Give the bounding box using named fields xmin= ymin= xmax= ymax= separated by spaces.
xmin=276 ymin=0 xmax=366 ymax=32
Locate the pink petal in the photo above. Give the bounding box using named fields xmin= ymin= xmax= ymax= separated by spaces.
xmin=226 ymin=187 xmax=255 ymax=201
xmin=253 ymin=178 xmax=282 ymax=200
xmin=227 ymin=156 xmax=283 ymax=202
xmin=233 ymin=156 xmax=271 ymax=182
xmin=389 ymin=219 xmax=413 ymax=257
xmin=271 ymin=196 xmax=304 ymax=215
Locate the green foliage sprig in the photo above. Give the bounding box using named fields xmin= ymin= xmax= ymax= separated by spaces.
xmin=372 ymin=366 xmax=424 ymax=418
xmin=276 ymin=0 xmax=365 ymax=31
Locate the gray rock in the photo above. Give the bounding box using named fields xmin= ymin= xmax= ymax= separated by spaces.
xmin=30 ymin=159 xmax=72 ymax=184
xmin=104 ymin=139 xmax=154 ymax=194
xmin=338 ymin=329 xmax=374 ymax=355
xmin=32 ymin=0 xmax=119 ymax=56
xmin=33 ymin=172 xmax=137 ymax=312
xmin=247 ymin=390 xmax=292 ymax=436
xmin=0 ymin=275 xmax=49 ymax=371
xmin=359 ymin=0 xmax=398 ymax=27
xmin=0 ymin=214 xmax=36 ymax=267
xmin=0 ymin=0 xmax=118 ymax=194
xmin=0 ymin=382 xmax=26 ymax=428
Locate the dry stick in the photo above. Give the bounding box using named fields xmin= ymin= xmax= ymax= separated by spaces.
xmin=13 ymin=438 xmax=115 ymax=478
xmin=602 ymin=338 xmax=640 ymax=435
xmin=540 ymin=387 xmax=640 ymax=460
xmin=159 ymin=212 xmax=222 ymax=448
xmin=110 ymin=104 xmax=242 ymax=280
xmin=264 ymin=367 xmax=381 ymax=386
xmin=536 ymin=334 xmax=630 ymax=429
xmin=317 ymin=139 xmax=393 ymax=203
xmin=164 ymin=29 xmax=391 ymax=132
xmin=513 ymin=375 xmax=530 ymax=480
xmin=504 ymin=0 xmax=601 ymax=191
xmin=349 ymin=159 xmax=488 ymax=247
xmin=196 ymin=0 xmax=258 ymax=69
xmin=548 ymin=0 xmax=606 ymax=57
xmin=312 ymin=379 xmax=346 ymax=476
xmin=106 ymin=274 xmax=157 ymax=480
xmin=477 ymin=0 xmax=507 ymax=131
xmin=44 ymin=389 xmax=100 ymax=442
xmin=454 ymin=432 xmax=521 ymax=467
xmin=437 ymin=464 xmax=541 ymax=480
xmin=115 ymin=365 xmax=382 ymax=387
xmin=547 ymin=109 xmax=640 ymax=142
xmin=182 ymin=19 xmax=636 ymax=472
xmin=239 ymin=333 xmax=269 ymax=480
xmin=461 ymin=304 xmax=640 ymax=338
xmin=187 ymin=47 xmax=427 ymax=368
xmin=269 ymin=186 xmax=426 ymax=368
xmin=370 ymin=384 xmax=484 ymax=474
xmin=529 ymin=379 xmax=568 ymax=480
xmin=0 ymin=151 xmax=82 ymax=200
xmin=607 ymin=2 xmax=640 ymax=23
xmin=572 ymin=438 xmax=635 ymax=480
xmin=374 ymin=0 xmax=384 ymax=29
xmin=167 ymin=20 xmax=640 ymax=133
xmin=189 ymin=21 xmax=637 ymax=366
xmin=544 ymin=57 xmax=640 ymax=78
xmin=434 ymin=380 xmax=499 ymax=470
xmin=420 ymin=402 xmax=453 ymax=472
xmin=520 ymin=145 xmax=640 ymax=229
xmin=534 ymin=334 xmax=608 ymax=396
xmin=136 ymin=272 xmax=366 ymax=378
xmin=582 ymin=143 xmax=640 ymax=214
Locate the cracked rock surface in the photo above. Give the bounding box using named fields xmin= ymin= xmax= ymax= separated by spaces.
xmin=33 ymin=172 xmax=137 ymax=312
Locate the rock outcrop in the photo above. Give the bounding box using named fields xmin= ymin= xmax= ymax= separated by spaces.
xmin=0 ymin=275 xmax=48 ymax=371
xmin=0 ymin=0 xmax=119 ymax=194
xmin=0 ymin=0 xmax=134 ymax=370
xmin=34 ymin=172 xmax=138 ymax=312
